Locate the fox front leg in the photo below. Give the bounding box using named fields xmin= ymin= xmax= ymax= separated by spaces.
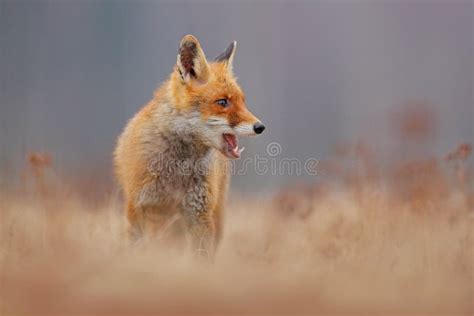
xmin=181 ymin=186 xmax=216 ymax=260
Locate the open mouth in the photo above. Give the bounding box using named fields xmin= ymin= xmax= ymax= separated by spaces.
xmin=222 ymin=133 xmax=245 ymax=159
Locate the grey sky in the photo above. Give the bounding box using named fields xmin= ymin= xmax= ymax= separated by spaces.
xmin=1 ymin=1 xmax=472 ymax=192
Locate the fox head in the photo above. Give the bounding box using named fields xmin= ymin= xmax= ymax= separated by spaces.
xmin=168 ymin=35 xmax=265 ymax=159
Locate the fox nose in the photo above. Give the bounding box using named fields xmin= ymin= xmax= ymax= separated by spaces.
xmin=253 ymin=122 xmax=265 ymax=134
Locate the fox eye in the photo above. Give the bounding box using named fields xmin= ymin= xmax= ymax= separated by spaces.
xmin=216 ymin=99 xmax=229 ymax=107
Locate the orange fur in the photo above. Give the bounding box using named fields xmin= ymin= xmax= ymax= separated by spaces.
xmin=114 ymin=35 xmax=264 ymax=257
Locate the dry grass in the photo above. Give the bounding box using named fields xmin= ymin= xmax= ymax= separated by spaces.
xmin=0 ymin=144 xmax=473 ymax=315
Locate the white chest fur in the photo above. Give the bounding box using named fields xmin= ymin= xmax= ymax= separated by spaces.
xmin=136 ymin=134 xmax=215 ymax=214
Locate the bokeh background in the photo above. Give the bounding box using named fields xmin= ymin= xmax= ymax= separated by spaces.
xmin=1 ymin=0 xmax=472 ymax=193
xmin=1 ymin=2 xmax=473 ymax=314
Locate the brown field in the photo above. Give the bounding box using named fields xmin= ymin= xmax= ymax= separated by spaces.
xmin=0 ymin=143 xmax=473 ymax=315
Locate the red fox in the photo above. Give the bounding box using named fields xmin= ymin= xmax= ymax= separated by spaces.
xmin=114 ymin=35 xmax=265 ymax=257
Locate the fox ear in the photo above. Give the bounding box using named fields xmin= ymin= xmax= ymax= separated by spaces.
xmin=176 ymin=35 xmax=210 ymax=84
xmin=214 ymin=41 xmax=237 ymax=71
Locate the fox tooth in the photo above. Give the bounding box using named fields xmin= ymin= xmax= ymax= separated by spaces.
xmin=238 ymin=147 xmax=245 ymax=154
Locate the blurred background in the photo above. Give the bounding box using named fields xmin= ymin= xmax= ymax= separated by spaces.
xmin=1 ymin=3 xmax=473 ymax=313
xmin=1 ymin=0 xmax=472 ymax=194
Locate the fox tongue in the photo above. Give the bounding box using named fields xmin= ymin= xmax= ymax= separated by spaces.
xmin=223 ymin=133 xmax=244 ymax=158
xmin=223 ymin=134 xmax=237 ymax=149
